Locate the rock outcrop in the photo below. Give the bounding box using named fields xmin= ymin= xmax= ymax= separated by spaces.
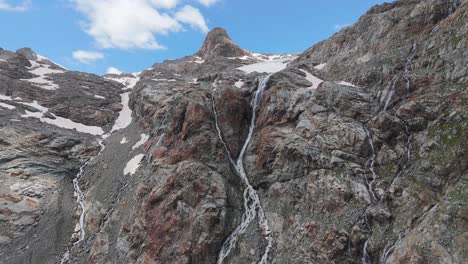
xmin=196 ymin=27 xmax=249 ymax=60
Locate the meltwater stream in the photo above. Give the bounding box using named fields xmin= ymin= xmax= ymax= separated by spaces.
xmin=72 ymin=140 xmax=106 ymax=244
xmin=364 ymin=127 xmax=378 ymax=201
xmin=214 ymin=75 xmax=273 ymax=264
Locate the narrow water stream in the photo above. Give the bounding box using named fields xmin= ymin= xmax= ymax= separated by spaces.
xmin=213 ymin=75 xmax=273 ymax=264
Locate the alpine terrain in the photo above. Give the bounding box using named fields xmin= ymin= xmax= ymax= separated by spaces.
xmin=0 ymin=0 xmax=466 ymax=263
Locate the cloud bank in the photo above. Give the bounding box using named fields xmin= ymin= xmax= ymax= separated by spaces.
xmin=0 ymin=0 xmax=31 ymax=11
xmin=71 ymin=0 xmax=211 ymax=50
xmin=73 ymin=50 xmax=104 ymax=63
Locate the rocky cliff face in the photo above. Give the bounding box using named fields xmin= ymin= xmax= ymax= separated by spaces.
xmin=0 ymin=48 xmax=125 ymax=263
xmin=1 ymin=0 xmax=467 ymax=263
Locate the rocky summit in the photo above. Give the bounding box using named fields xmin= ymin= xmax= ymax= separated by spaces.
xmin=0 ymin=0 xmax=467 ymax=263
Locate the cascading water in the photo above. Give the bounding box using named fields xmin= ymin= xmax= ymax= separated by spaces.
xmin=72 ymin=139 xmax=106 ymax=244
xmin=362 ymin=240 xmax=371 ymax=264
xmin=61 ymin=140 xmax=106 ymax=264
xmin=382 ymin=76 xmax=399 ymax=112
xmin=364 ymin=127 xmax=378 ymax=201
xmin=382 ymin=43 xmax=416 ymax=112
xmin=380 ymin=232 xmax=403 ymax=264
xmin=213 ymin=75 xmax=273 ymax=264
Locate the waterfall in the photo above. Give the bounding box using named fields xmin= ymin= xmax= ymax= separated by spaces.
xmin=382 ymin=76 xmax=399 ymax=112
xmin=364 ymin=127 xmax=378 ymax=201
xmin=403 ymin=43 xmax=416 ymax=95
xmin=214 ymin=75 xmax=273 ymax=264
xmin=72 ymin=140 xmax=106 ymax=244
xmin=382 ymin=43 xmax=416 ymax=112
xmin=61 ymin=140 xmax=106 ymax=264
xmin=362 ymin=240 xmax=371 ymax=264
xmin=380 ymin=233 xmax=403 ymax=264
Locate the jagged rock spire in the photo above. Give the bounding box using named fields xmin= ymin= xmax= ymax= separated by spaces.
xmin=195 ymin=27 xmax=248 ymax=59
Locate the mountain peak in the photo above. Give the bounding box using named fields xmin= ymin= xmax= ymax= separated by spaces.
xmin=195 ymin=27 xmax=248 ymax=59
xmin=16 ymin=47 xmax=37 ymax=60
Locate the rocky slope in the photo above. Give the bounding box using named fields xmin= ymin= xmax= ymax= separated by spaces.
xmin=1 ymin=0 xmax=467 ymax=263
xmin=0 ymin=48 xmax=126 ymax=263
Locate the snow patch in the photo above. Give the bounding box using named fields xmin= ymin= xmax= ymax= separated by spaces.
xmin=237 ymin=58 xmax=295 ymax=74
xmin=19 ymin=100 xmax=104 ymax=135
xmin=37 ymin=55 xmax=68 ymax=70
xmin=338 ymin=81 xmax=357 ymax=87
xmin=314 ymin=63 xmax=327 ymax=70
xmin=300 ymin=69 xmax=323 ymax=89
xmin=153 ymin=78 xmax=177 ymax=82
xmin=19 ymin=100 xmax=49 ymax=112
xmin=22 ymin=61 xmax=65 ymax=90
xmin=104 ymin=75 xmax=140 ymax=135
xmin=132 ymin=134 xmax=149 ymax=150
xmin=234 ymin=80 xmax=244 ymax=88
xmin=0 ymin=102 xmax=15 ymax=109
xmin=110 ymin=92 xmax=132 ymax=132
xmin=124 ymin=154 xmax=145 ymax=175
xmin=94 ymin=94 xmax=105 ymax=99
xmin=120 ymin=137 xmax=128 ymax=144
xmin=188 ymin=56 xmax=205 ymax=64
xmin=0 ymin=94 xmax=13 ymax=101
xmin=107 ymin=75 xmax=139 ymax=91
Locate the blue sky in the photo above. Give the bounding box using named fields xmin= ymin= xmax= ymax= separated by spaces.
xmin=0 ymin=0 xmax=391 ymax=75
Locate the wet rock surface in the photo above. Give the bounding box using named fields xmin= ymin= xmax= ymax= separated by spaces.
xmin=1 ymin=1 xmax=467 ymax=263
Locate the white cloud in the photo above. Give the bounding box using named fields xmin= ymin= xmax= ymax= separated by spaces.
xmin=334 ymin=24 xmax=350 ymax=31
xmin=0 ymin=0 xmax=31 ymax=11
xmin=106 ymin=67 xmax=123 ymax=75
xmin=70 ymin=0 xmax=212 ymax=50
xmin=175 ymin=5 xmax=208 ymax=33
xmin=196 ymin=0 xmax=219 ymax=7
xmin=149 ymin=0 xmax=180 ymax=9
xmin=73 ymin=50 xmax=104 ymax=63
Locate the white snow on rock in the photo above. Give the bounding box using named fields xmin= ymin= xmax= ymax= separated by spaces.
xmin=0 ymin=102 xmax=15 ymax=109
xmin=237 ymin=57 xmax=296 ymax=74
xmin=94 ymin=94 xmax=105 ymax=99
xmin=37 ymin=54 xmax=68 ymax=70
xmin=0 ymin=94 xmax=13 ymax=101
xmin=124 ymin=154 xmax=145 ymax=175
xmin=188 ymin=56 xmax=205 ymax=64
xmin=300 ymin=69 xmax=323 ymax=89
xmin=153 ymin=78 xmax=177 ymax=82
xmin=22 ymin=60 xmax=65 ymax=90
xmin=19 ymin=100 xmax=104 ymax=135
xmin=108 ymin=75 xmax=140 ymax=91
xmin=237 ymin=53 xmax=296 ymax=62
xmin=314 ymin=63 xmax=327 ymax=70
xmin=132 ymin=134 xmax=149 ymax=150
xmin=338 ymin=81 xmax=357 ymax=87
xmin=120 ymin=137 xmax=128 ymax=144
xmin=110 ymin=92 xmax=132 ymax=132
xmin=19 ymin=100 xmax=49 ymax=112
xmin=234 ymin=80 xmax=244 ymax=88
xmin=106 ymin=74 xmax=140 ymax=133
